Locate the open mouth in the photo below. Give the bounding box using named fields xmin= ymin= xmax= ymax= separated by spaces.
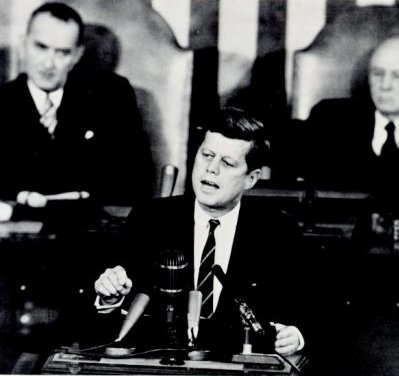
xmin=201 ymin=179 xmax=219 ymax=190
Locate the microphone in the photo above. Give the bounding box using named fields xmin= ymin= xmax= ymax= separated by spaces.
xmin=212 ymin=266 xmax=302 ymax=373
xmin=160 ymin=165 xmax=178 ymax=197
xmin=158 ymin=248 xmax=188 ymax=296
xmin=116 ymin=293 xmax=150 ymax=342
xmin=187 ymin=290 xmax=202 ymax=345
xmin=212 ymin=264 xmax=267 ymax=337
xmin=235 ymin=298 xmax=266 ymax=336
xmin=157 ymin=249 xmax=188 ymax=341
xmin=157 ymin=249 xmax=188 ymax=365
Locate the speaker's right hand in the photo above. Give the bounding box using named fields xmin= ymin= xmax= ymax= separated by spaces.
xmin=94 ymin=266 xmax=133 ymax=305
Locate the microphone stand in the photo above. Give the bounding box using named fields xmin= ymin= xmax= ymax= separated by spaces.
xmin=231 ymin=325 xmax=302 ymax=374
xmin=159 ymin=303 xmax=185 ymax=365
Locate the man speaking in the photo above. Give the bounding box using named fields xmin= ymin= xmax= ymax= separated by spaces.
xmin=94 ymin=108 xmax=310 ymax=357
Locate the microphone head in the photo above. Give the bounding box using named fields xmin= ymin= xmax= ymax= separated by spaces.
xmin=116 ymin=293 xmax=150 ymax=342
xmin=157 ymin=249 xmax=188 ymax=296
xmin=160 ymin=165 xmax=178 ymax=197
xmin=187 ymin=290 xmax=202 ymax=330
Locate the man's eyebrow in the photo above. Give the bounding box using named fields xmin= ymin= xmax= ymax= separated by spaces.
xmin=56 ymin=47 xmax=73 ymax=53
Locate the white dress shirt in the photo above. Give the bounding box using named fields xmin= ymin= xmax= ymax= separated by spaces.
xmin=372 ymin=111 xmax=399 ymax=156
xmin=193 ymin=199 xmax=240 ymax=312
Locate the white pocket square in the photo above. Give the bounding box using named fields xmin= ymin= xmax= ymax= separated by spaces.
xmin=85 ymin=130 xmax=94 ymax=140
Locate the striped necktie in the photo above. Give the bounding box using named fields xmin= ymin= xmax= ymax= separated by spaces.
xmin=40 ymin=94 xmax=57 ymax=135
xmin=197 ymin=219 xmax=220 ymax=319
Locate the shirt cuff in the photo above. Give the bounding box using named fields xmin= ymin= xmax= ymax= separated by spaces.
xmin=94 ymin=295 xmax=125 ymax=314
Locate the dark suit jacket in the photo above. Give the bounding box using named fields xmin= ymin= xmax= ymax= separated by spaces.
xmin=0 ymin=71 xmax=152 ymax=205
xmin=93 ymin=195 xmax=318 ymax=357
xmin=305 ymin=98 xmax=378 ymax=191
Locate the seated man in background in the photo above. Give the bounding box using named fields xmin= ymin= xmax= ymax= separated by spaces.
xmin=305 ymin=34 xmax=399 ymax=205
xmin=0 ymin=2 xmax=152 ymax=209
xmin=93 ymin=107 xmax=318 ymax=362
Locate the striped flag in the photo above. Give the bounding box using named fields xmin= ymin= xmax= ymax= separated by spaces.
xmin=154 ymin=0 xmax=287 ymax=109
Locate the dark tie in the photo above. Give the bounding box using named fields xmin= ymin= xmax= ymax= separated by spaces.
xmin=380 ymin=121 xmax=398 ymax=161
xmin=197 ymin=219 xmax=220 ymax=319
xmin=40 ymin=94 xmax=57 ymax=134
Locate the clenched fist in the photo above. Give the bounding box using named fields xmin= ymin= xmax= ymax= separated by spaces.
xmin=94 ymin=266 xmax=133 ymax=305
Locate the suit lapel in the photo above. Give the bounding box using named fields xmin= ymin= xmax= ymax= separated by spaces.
xmin=223 ymin=204 xmax=245 ymax=288
xmin=366 ymin=108 xmax=376 ymax=146
xmin=19 ymin=76 xmax=41 ymax=124
xmin=215 ymin=200 xmax=255 ymax=311
xmin=19 ymin=77 xmax=53 ymax=140
xmin=366 ymin=110 xmax=379 ymax=161
xmin=350 ymin=101 xmax=377 ymax=162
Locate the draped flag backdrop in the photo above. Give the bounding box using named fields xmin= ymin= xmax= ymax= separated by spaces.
xmin=153 ymin=0 xmax=328 ymax=107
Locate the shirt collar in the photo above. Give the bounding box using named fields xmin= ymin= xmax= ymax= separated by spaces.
xmin=27 ymin=79 xmax=64 ymax=113
xmin=194 ymin=199 xmax=241 ymax=230
xmin=375 ymin=110 xmax=399 ymax=130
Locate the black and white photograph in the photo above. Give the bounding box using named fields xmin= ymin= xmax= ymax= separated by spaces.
xmin=0 ymin=0 xmax=399 ymax=375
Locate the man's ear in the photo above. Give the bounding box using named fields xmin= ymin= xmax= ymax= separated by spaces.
xmin=244 ymin=168 xmax=261 ymax=190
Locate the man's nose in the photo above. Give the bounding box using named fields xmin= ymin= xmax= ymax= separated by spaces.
xmin=42 ymin=50 xmax=56 ymax=69
xmin=206 ymin=158 xmax=220 ymax=174
xmin=380 ymin=72 xmax=393 ymax=90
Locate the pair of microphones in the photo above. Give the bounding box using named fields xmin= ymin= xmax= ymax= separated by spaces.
xmin=114 ymin=290 xmax=202 ymax=349
xmin=115 ymin=258 xmax=270 ymax=347
xmin=187 ymin=266 xmax=273 ymax=350
xmin=115 ymin=248 xmax=191 ymax=344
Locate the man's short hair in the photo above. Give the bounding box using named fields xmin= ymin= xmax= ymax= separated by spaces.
xmin=205 ymin=107 xmax=271 ymax=171
xmin=28 ymin=2 xmax=84 ymax=46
